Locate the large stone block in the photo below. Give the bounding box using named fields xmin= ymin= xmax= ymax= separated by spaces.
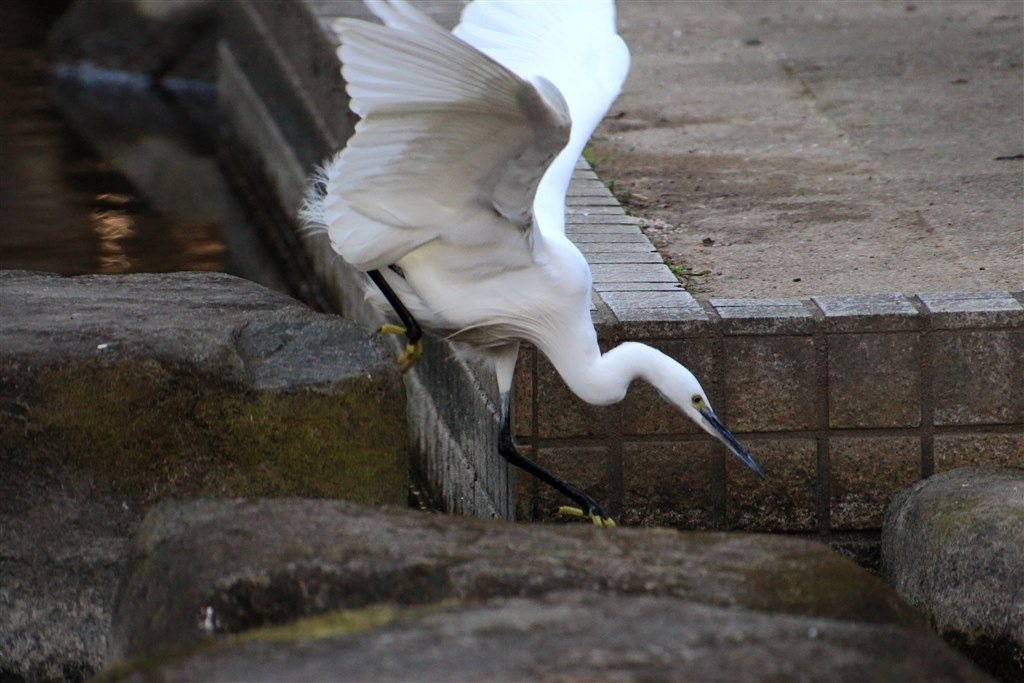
xmin=102 ymin=499 xmax=989 ymax=682
xmin=0 ymin=271 xmax=408 ymax=504
xmin=883 ymin=467 xmax=1024 ymax=682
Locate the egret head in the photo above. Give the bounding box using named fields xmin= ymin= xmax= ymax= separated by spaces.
xmin=678 ymin=382 xmax=766 ymax=480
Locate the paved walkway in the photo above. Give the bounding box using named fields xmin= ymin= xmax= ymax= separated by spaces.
xmin=590 ymin=0 xmax=1023 ymax=298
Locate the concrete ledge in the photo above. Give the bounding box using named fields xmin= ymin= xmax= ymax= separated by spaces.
xmin=216 ymin=0 xmax=1024 ymax=542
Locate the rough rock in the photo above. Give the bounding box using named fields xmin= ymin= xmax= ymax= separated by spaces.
xmin=109 ymin=592 xmax=988 ymax=683
xmin=103 ymin=498 xmax=989 ymax=681
xmin=882 ymin=467 xmax=1024 ymax=682
xmin=0 ymin=271 xmax=407 ymax=682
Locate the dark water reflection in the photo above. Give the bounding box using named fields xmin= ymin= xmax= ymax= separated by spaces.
xmin=0 ymin=1 xmax=288 ymax=291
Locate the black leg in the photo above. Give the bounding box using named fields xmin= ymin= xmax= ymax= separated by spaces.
xmin=367 ymin=269 xmax=422 ymax=345
xmin=498 ymin=401 xmax=615 ymax=526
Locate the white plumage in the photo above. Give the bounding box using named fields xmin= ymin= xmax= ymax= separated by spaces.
xmin=305 ymin=0 xmax=764 ymax=525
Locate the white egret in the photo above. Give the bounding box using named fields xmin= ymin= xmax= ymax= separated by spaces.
xmin=303 ymin=0 xmax=765 ymax=526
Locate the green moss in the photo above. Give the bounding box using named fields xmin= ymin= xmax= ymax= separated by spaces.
xmin=95 ymin=602 xmax=456 ymax=682
xmin=735 ymin=549 xmax=922 ymax=627
xmin=31 ymin=359 xmax=408 ymax=505
xmin=232 ymin=604 xmax=402 ymax=643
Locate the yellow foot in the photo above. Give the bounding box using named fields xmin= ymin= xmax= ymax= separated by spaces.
xmin=380 ymin=324 xmax=423 ymax=374
xmin=557 ymin=505 xmax=617 ymax=528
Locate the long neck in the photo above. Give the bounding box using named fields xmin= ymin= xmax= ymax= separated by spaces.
xmin=542 ymin=339 xmax=689 ymax=407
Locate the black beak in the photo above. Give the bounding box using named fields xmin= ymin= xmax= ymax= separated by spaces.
xmin=700 ymin=408 xmax=767 ymax=480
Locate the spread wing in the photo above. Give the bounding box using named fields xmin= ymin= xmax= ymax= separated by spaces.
xmin=320 ymin=0 xmax=571 ymax=271
xmin=454 ymin=0 xmax=630 ymax=237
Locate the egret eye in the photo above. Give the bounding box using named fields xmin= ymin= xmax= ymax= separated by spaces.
xmin=691 ymin=395 xmax=703 ymax=407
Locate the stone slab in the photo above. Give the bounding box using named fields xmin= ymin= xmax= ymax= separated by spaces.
xmin=103 ymin=498 xmax=986 ymax=683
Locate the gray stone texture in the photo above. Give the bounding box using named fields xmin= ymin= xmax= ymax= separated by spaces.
xmin=112 ymin=594 xmax=990 ymax=683
xmin=0 ymin=271 xmax=407 ymax=682
xmin=105 ymin=499 xmax=989 ymax=682
xmin=882 ymin=467 xmax=1024 ymax=682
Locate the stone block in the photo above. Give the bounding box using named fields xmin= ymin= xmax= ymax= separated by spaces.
xmin=726 ymin=439 xmax=818 ymax=532
xmin=620 ymin=339 xmax=715 ymax=435
xmin=0 ymin=271 xmax=409 ymax=504
xmin=590 ymin=264 xmax=678 ymax=289
xmin=566 ymin=178 xmax=611 ymax=197
xmin=566 ymin=204 xmax=630 ymax=216
xmin=711 ymin=298 xmax=816 ymax=336
xmin=583 ymin=250 xmax=666 ymax=265
xmin=722 ymin=336 xmax=819 ymax=432
xmin=828 ymin=333 xmax=922 ymax=428
xmin=533 ymin=446 xmax=615 ymax=520
xmin=831 ymin=437 xmax=921 ymax=530
xmin=621 ymin=441 xmax=715 ymax=528
xmin=601 ymin=288 xmax=706 ymax=323
xmin=813 ymin=293 xmax=920 ymax=333
xmin=566 ymin=193 xmax=622 ymax=207
xmin=566 ymin=213 xmax=642 ymax=225
xmin=933 ymin=434 xmax=1024 ymax=472
xmin=883 ymin=467 xmax=1024 ymax=682
xmin=534 ymin=353 xmax=617 ymax=439
xmin=512 ymin=346 xmax=535 ymax=440
xmin=932 ymin=329 xmax=1024 ymax=426
xmin=919 ymin=291 xmax=1024 ymax=329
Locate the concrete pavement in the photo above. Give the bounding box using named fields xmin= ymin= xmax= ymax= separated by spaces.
xmin=591 ymin=0 xmax=1023 ymax=298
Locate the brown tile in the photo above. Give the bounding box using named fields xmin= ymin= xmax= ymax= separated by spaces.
xmin=828 ymin=333 xmax=921 ymax=428
xmin=726 ymin=439 xmax=818 ymax=532
xmin=512 ymin=346 xmax=534 ymax=439
xmin=621 ymin=441 xmax=715 ymax=529
xmin=534 ymin=353 xmax=617 ymax=439
xmin=934 ymin=433 xmax=1024 ymax=472
xmin=621 ymin=339 xmax=715 ymax=436
xmin=533 ymin=446 xmax=614 ymax=521
xmin=932 ymin=330 xmax=1024 ymax=426
xmin=722 ymin=336 xmax=819 ymax=432
xmin=830 ymin=437 xmax=921 ymax=530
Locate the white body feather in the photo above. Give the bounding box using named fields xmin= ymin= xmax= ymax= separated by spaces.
xmin=304 ymin=0 xmax=766 ymax=480
xmin=311 ymin=0 xmax=627 ymax=366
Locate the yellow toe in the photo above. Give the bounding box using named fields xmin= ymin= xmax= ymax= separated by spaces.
xmin=556 ymin=506 xmax=615 ymax=528
xmin=397 ymin=339 xmax=423 ymax=374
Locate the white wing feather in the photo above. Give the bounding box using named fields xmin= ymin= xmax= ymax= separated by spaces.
xmin=454 ymin=0 xmax=630 ymax=237
xmin=322 ymin=0 xmax=571 ymax=272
